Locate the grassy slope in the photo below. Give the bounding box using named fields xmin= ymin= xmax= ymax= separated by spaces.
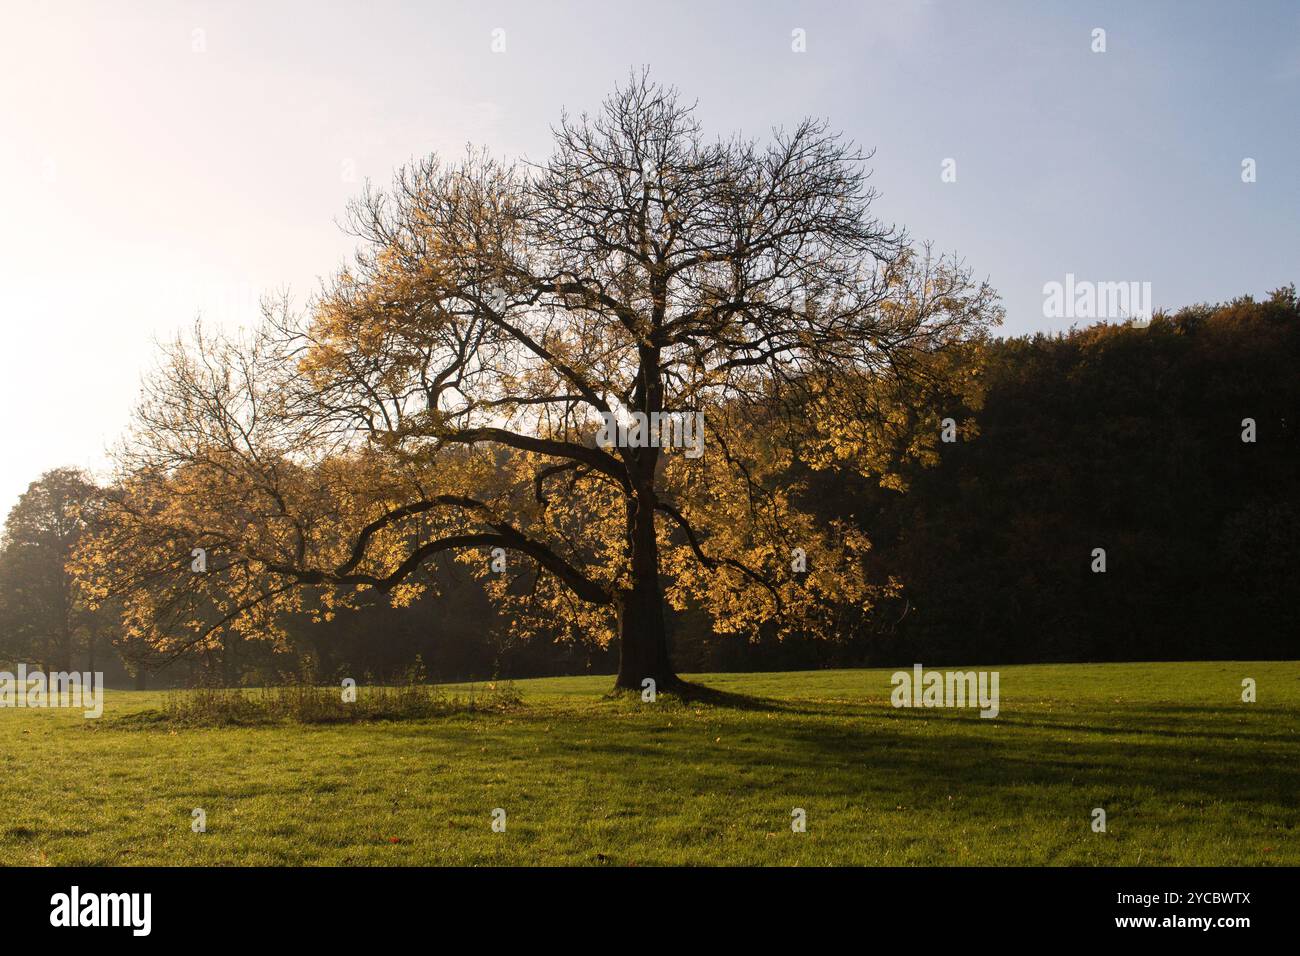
xmin=1 ymin=661 xmax=1296 ymax=866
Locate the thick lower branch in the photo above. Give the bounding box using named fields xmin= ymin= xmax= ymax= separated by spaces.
xmin=271 ymin=529 xmax=613 ymax=606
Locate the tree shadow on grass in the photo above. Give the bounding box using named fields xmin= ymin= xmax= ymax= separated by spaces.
xmin=985 ymin=704 xmax=1298 ymax=745
xmin=550 ymin=695 xmax=1300 ymax=828
xmin=658 ymin=683 xmax=1300 ymax=745
xmin=602 ymin=677 xmax=852 ymax=715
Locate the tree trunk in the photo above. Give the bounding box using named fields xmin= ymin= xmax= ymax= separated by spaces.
xmin=613 ymin=492 xmax=679 ymax=691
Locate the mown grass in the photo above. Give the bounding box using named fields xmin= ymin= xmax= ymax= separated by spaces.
xmin=1 ymin=662 xmax=1295 ymax=866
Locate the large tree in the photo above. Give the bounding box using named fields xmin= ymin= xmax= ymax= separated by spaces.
xmin=81 ymin=74 xmax=1000 ymax=690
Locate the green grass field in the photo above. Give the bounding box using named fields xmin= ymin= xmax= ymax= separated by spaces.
xmin=2 ymin=662 xmax=1296 ymax=866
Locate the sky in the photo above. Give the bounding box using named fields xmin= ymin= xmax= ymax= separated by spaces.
xmin=1 ymin=0 xmax=1296 ymax=517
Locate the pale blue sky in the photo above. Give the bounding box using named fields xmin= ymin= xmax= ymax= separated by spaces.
xmin=1 ymin=0 xmax=1296 ymax=515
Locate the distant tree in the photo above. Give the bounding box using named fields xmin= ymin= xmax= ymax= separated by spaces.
xmin=78 ymin=73 xmax=999 ymax=691
xmin=0 ymin=468 xmax=107 ymax=671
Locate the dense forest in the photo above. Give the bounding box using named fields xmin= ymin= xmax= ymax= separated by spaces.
xmin=2 ymin=288 xmax=1296 ymax=686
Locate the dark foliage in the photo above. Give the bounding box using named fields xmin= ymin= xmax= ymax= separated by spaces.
xmin=828 ymin=286 xmax=1300 ymax=666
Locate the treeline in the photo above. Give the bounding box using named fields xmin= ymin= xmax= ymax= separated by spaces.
xmin=835 ymin=286 xmax=1300 ymax=666
xmin=2 ymin=288 xmax=1296 ymax=684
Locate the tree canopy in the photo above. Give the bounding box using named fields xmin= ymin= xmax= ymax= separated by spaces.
xmin=77 ymin=73 xmax=1000 ymax=689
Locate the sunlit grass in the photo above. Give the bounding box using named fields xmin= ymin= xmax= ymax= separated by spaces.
xmin=1 ymin=662 xmax=1295 ymax=865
